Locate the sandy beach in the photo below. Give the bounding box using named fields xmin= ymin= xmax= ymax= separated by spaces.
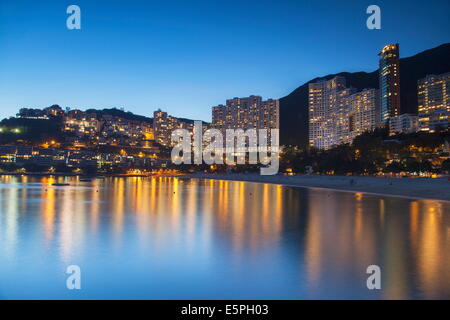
xmin=180 ymin=173 xmax=450 ymax=202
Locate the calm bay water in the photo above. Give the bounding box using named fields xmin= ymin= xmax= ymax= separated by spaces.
xmin=0 ymin=175 xmax=449 ymax=299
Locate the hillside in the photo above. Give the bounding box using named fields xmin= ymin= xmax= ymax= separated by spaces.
xmin=279 ymin=43 xmax=450 ymax=148
xmin=84 ymin=108 xmax=154 ymax=124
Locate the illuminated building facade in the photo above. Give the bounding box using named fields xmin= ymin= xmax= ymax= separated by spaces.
xmin=417 ymin=72 xmax=450 ymax=132
xmin=309 ymin=76 xmax=353 ymax=149
xmin=100 ymin=115 xmax=152 ymax=146
xmin=212 ymin=95 xmax=279 ymax=133
xmin=344 ymin=88 xmax=380 ymax=143
xmin=309 ymin=77 xmax=379 ymax=149
xmin=64 ymin=110 xmax=101 ymax=136
xmin=63 ymin=110 xmax=153 ymax=147
xmin=153 ymin=110 xmax=169 ymax=146
xmin=389 ymin=113 xmax=419 ymax=134
xmin=378 ymin=44 xmax=401 ymax=124
xmin=153 ymin=110 xmax=194 ymax=146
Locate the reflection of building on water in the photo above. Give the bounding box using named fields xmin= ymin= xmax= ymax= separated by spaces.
xmin=22 ymin=176 xmax=286 ymax=256
xmin=0 ymin=175 xmax=449 ymax=298
xmin=3 ymin=178 xmax=19 ymax=259
xmin=41 ymin=177 xmax=55 ymax=241
xmin=304 ymin=191 xmax=383 ymax=293
xmin=304 ymin=191 xmax=450 ymax=299
xmin=412 ymin=200 xmax=450 ymax=299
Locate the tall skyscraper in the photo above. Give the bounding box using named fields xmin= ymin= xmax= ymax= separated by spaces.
xmin=417 ymin=72 xmax=450 ymax=132
xmin=212 ymin=95 xmax=279 ymax=133
xmin=378 ymin=44 xmax=401 ymax=124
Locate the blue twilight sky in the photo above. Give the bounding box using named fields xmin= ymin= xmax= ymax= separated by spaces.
xmin=0 ymin=0 xmax=449 ymax=122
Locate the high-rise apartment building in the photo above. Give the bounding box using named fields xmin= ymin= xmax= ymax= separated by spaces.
xmin=344 ymin=88 xmax=380 ymax=143
xmin=309 ymin=77 xmax=379 ymax=149
xmin=153 ymin=110 xmax=196 ymax=146
xmin=378 ymin=44 xmax=401 ymax=124
xmin=153 ymin=110 xmax=180 ymax=146
xmin=153 ymin=110 xmax=169 ymax=146
xmin=417 ymin=72 xmax=450 ymax=132
xmin=212 ymin=95 xmax=279 ymax=133
xmin=389 ymin=114 xmax=419 ymax=134
xmin=309 ymin=76 xmax=353 ymax=149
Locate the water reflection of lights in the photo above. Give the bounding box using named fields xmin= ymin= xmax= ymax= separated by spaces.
xmin=1 ymin=175 xmax=449 ymax=299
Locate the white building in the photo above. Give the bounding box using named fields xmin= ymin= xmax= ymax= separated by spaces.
xmin=418 ymin=72 xmax=450 ymax=132
xmin=308 ymin=76 xmax=354 ymax=149
xmin=308 ymin=77 xmax=379 ymax=149
xmin=212 ymin=95 xmax=279 ymax=132
xmin=389 ymin=114 xmax=419 ymax=135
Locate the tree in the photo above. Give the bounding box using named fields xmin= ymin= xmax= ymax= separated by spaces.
xmin=384 ymin=161 xmax=404 ymax=174
xmin=419 ymin=159 xmax=432 ymax=173
xmin=0 ymin=117 xmax=62 ymax=145
xmin=441 ymin=159 xmax=450 ymax=173
xmin=403 ymin=157 xmax=421 ymax=174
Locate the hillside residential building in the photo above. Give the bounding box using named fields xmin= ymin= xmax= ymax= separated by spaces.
xmin=417 ymin=72 xmax=450 ymax=132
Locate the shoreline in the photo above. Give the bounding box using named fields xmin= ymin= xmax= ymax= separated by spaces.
xmin=2 ymin=172 xmax=450 ymax=202
xmin=0 ymin=172 xmax=155 ymax=178
xmin=179 ymin=173 xmax=450 ymax=202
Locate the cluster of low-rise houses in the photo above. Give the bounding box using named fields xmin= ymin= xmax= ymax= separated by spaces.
xmin=63 ymin=109 xmax=155 ymax=148
xmin=15 ymin=105 xmax=200 ymax=150
xmin=3 ymin=106 xmax=197 ymax=171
